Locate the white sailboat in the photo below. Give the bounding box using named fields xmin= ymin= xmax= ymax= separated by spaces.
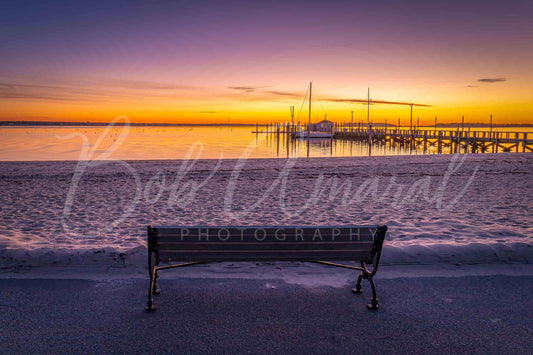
xmin=294 ymin=82 xmax=333 ymax=139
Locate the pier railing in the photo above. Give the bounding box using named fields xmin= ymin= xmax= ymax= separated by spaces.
xmin=254 ymin=122 xmax=533 ymax=154
xmin=338 ymin=127 xmax=531 ymax=153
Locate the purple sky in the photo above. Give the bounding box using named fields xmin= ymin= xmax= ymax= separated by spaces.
xmin=1 ymin=0 xmax=532 ymax=123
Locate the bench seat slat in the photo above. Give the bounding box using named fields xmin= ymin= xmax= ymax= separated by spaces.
xmin=158 ymin=256 xmax=373 ymax=262
xmin=156 ymin=234 xmax=376 ymax=243
xmin=157 ymin=242 xmax=373 ymax=251
xmin=154 ymin=226 xmax=379 ymax=241
xmin=154 ymin=225 xmax=380 ymax=232
xmin=158 ymin=250 xmax=374 ymax=262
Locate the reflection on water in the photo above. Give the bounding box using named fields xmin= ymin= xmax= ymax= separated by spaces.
xmin=0 ymin=125 xmax=530 ymax=161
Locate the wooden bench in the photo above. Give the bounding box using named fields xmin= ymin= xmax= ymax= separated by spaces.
xmin=146 ymin=225 xmax=387 ymax=311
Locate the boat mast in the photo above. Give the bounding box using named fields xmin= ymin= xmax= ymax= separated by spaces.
xmin=367 ymin=87 xmax=370 ymax=125
xmin=290 ymin=106 xmax=294 ymax=125
xmin=309 ymin=82 xmax=312 ymax=124
xmin=308 ymin=82 xmax=312 ymax=136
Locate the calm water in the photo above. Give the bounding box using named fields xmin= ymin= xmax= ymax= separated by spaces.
xmin=0 ymin=125 xmax=531 ymax=161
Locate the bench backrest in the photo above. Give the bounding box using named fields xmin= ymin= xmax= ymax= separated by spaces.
xmin=148 ymin=225 xmax=387 ymax=263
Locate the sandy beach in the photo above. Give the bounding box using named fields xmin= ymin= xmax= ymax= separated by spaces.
xmin=0 ymin=153 xmax=531 ymax=275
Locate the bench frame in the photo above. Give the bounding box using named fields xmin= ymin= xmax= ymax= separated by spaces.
xmin=146 ymin=225 xmax=387 ymax=311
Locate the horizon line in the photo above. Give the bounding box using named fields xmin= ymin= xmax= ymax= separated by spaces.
xmin=1 ymin=120 xmax=533 ymax=128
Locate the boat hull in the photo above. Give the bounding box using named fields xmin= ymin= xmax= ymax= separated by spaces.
xmin=295 ymin=131 xmax=333 ymax=139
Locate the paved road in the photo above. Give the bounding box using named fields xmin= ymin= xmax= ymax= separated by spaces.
xmin=1 ymin=275 xmax=532 ymax=354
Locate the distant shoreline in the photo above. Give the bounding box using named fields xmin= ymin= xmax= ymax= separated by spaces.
xmin=0 ymin=120 xmax=532 ymax=128
xmin=0 ymin=121 xmax=256 ymax=127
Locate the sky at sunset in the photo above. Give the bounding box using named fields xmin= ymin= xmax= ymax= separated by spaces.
xmin=1 ymin=0 xmax=532 ymax=125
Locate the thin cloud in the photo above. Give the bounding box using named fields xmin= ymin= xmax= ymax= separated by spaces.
xmin=265 ymin=90 xmax=300 ymax=98
xmin=97 ymin=78 xmax=196 ymax=91
xmin=466 ymin=85 xmax=478 ymax=88
xmin=0 ymin=78 xmax=207 ymax=103
xmin=477 ymin=78 xmax=507 ymax=83
xmin=326 ymin=98 xmax=431 ymax=107
xmin=0 ymin=82 xmax=59 ymax=90
xmin=228 ymin=86 xmax=257 ymax=93
xmin=1 ymin=79 xmax=432 ymax=109
xmin=199 ymin=111 xmax=217 ymax=114
xmin=0 ymin=91 xmax=80 ymax=101
xmin=0 ymin=82 xmax=131 ymax=101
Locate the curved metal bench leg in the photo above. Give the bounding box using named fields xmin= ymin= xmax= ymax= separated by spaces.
xmin=352 ymin=271 xmax=364 ymax=294
xmin=367 ymin=276 xmax=379 ymax=310
xmin=146 ymin=267 xmax=157 ymax=311
xmin=153 ymin=269 xmax=160 ymax=295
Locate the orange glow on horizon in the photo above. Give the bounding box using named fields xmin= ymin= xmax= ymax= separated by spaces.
xmin=1 ymin=87 xmax=531 ymax=126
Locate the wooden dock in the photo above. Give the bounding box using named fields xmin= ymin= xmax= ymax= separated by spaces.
xmin=255 ymin=122 xmax=533 ymax=154
xmin=335 ymin=127 xmax=532 ymax=153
